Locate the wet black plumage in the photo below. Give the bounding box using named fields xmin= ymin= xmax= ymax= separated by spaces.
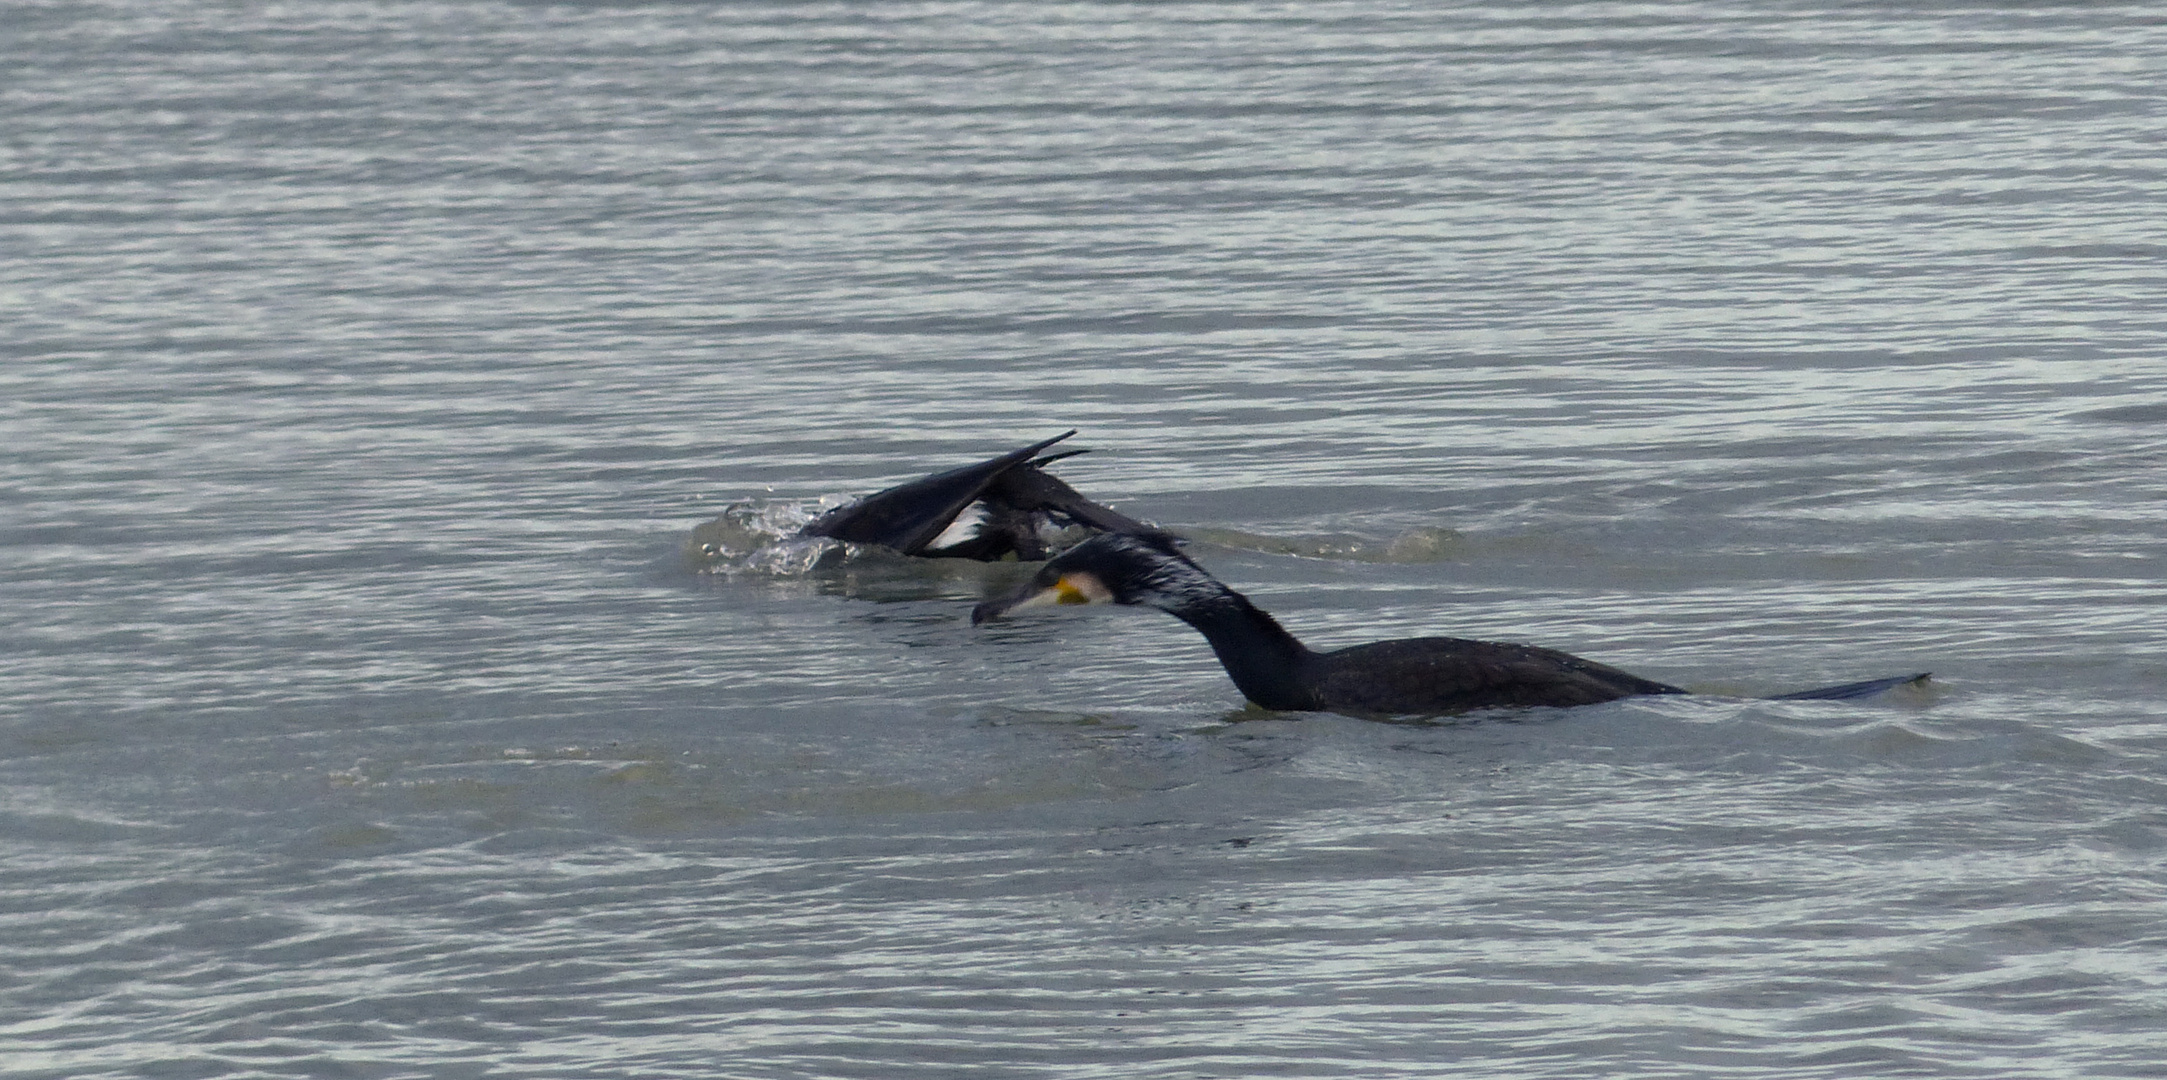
xmin=972 ymin=532 xmax=1930 ymax=716
xmin=800 ymin=431 xmax=1160 ymax=560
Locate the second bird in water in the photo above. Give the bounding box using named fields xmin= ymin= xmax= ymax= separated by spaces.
xmin=973 ymin=532 xmax=1929 ymax=717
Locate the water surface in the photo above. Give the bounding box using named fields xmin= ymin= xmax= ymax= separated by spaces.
xmin=5 ymin=3 xmax=2165 ymax=1077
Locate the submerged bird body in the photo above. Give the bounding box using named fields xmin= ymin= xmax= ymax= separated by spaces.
xmin=973 ymin=532 xmax=1926 ymax=716
xmin=800 ymin=431 xmax=1158 ymax=560
xmin=1293 ymin=637 xmax=1689 ymax=713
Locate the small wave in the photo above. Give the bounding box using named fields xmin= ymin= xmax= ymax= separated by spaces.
xmin=0 ymin=806 xmax=169 ymax=843
xmin=2069 ymin=403 xmax=2167 ymax=425
xmin=1180 ymin=525 xmax=1467 ymax=563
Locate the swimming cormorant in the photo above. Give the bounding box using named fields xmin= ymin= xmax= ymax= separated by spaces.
xmin=800 ymin=431 xmax=1161 ymax=560
xmin=972 ymin=532 xmax=1930 ymax=716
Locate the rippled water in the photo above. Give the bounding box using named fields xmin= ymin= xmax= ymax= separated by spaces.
xmin=5 ymin=3 xmax=2166 ymax=1077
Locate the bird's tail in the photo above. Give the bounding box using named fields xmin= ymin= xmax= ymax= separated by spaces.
xmin=1767 ymin=672 xmax=1932 ymax=701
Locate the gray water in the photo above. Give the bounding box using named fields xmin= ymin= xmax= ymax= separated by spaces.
xmin=5 ymin=3 xmax=2166 ymax=1077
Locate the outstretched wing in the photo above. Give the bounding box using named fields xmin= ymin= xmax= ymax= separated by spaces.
xmin=981 ymin=457 xmax=1161 ymax=538
xmin=799 ymin=431 xmax=1077 ymax=555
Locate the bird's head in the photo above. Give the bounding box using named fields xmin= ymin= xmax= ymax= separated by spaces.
xmin=970 ymin=531 xmax=1214 ymax=624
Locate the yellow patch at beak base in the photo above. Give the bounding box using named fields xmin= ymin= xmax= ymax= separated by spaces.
xmin=1018 ymin=571 xmax=1113 ymax=610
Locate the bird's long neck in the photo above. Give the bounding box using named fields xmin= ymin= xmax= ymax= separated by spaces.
xmin=1167 ymin=589 xmax=1320 ymax=712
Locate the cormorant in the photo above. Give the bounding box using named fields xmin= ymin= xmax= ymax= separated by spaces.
xmin=972 ymin=532 xmax=1930 ymax=716
xmin=799 ymin=431 xmax=1161 ymax=560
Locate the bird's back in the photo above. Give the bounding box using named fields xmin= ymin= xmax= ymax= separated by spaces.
xmin=1302 ymin=636 xmax=1686 ymax=715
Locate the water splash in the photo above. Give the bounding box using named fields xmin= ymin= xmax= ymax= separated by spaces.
xmin=684 ymin=499 xmax=839 ymax=576
xmin=686 ymin=497 xmax=1122 ymax=578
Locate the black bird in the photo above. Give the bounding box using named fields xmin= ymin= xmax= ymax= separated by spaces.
xmin=799 ymin=431 xmax=1161 ymax=560
xmin=972 ymin=532 xmax=1930 ymax=716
